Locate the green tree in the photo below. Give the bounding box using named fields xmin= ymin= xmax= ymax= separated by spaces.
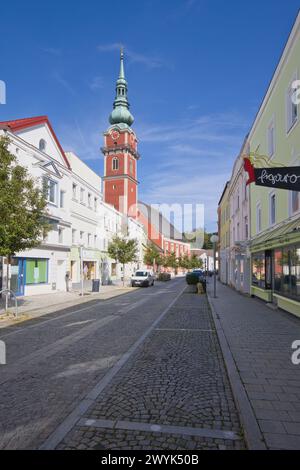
xmin=189 ymin=254 xmax=200 ymax=269
xmin=178 ymin=254 xmax=190 ymax=270
xmin=0 ymin=137 xmax=50 ymax=296
xmin=143 ymin=243 xmax=162 ymax=272
xmin=163 ymin=252 xmax=177 ymax=273
xmin=108 ymin=236 xmax=138 ymax=286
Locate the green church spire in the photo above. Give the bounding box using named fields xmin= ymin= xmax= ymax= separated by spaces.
xmin=109 ymin=47 xmax=134 ymax=127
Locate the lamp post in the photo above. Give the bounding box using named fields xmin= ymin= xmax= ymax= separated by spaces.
xmin=80 ymin=245 xmax=84 ymax=297
xmin=210 ymin=235 xmax=219 ymax=298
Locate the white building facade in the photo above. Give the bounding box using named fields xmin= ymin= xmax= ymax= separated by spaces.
xmin=228 ymin=138 xmax=251 ymax=294
xmin=0 ymin=116 xmax=146 ymax=296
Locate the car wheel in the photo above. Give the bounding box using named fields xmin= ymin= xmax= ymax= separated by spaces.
xmin=152 ymin=281 xmax=154 ymax=286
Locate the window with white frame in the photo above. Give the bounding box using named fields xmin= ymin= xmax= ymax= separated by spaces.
xmin=80 ymin=231 xmax=84 ymax=242
xmin=58 ymin=227 xmax=63 ymax=244
xmin=256 ymin=203 xmax=262 ymax=233
xmin=43 ymin=177 xmax=57 ymax=205
xmin=60 ymin=190 xmax=65 ymax=208
xmin=94 ymin=197 xmax=98 ymax=212
xmin=88 ymin=233 xmax=91 ymax=246
xmin=287 ymin=76 xmax=298 ymax=132
xmin=72 ymin=229 xmax=76 ymax=244
xmin=112 ymin=157 xmax=119 ymax=170
xmin=88 ymin=193 xmax=92 ymax=207
xmin=267 ymin=120 xmax=275 ymax=157
xmin=291 ymin=191 xmax=300 ymax=214
xmin=72 ymin=183 xmax=77 ymax=200
xmin=245 ymin=216 xmax=248 ymax=239
xmin=94 ymin=235 xmax=97 ymax=247
xmin=244 ymin=182 xmax=248 ymax=201
xmin=269 ymin=193 xmax=276 ymax=226
xmin=80 ymin=188 xmax=85 ymax=203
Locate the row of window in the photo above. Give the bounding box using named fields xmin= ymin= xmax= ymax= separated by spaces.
xmin=71 ymin=229 xmax=98 ymax=248
xmin=72 ymin=183 xmax=98 ymax=211
xmin=255 ymin=195 xmax=275 ymax=234
xmin=256 ymin=191 xmax=300 ymax=234
xmin=44 ymin=177 xmax=99 ymax=212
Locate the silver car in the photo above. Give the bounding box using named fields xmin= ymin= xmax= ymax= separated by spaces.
xmin=131 ymin=270 xmax=155 ymax=287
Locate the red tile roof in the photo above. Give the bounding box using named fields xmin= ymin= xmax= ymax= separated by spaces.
xmin=0 ymin=116 xmax=71 ymax=169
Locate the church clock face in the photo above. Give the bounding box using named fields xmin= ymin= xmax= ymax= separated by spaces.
xmin=111 ymin=129 xmax=120 ymax=141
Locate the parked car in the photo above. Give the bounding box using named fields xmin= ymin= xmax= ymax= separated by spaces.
xmin=131 ymin=270 xmax=155 ymax=287
xmin=192 ymin=269 xmax=207 ymax=292
xmin=192 ymin=269 xmax=205 ymax=279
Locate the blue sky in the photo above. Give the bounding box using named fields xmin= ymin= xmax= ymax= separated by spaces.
xmin=1 ymin=0 xmax=299 ymax=232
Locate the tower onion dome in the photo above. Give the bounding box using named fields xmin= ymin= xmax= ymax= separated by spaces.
xmin=109 ymin=48 xmax=134 ymax=127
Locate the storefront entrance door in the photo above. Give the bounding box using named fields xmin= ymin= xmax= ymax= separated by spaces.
xmin=10 ymin=258 xmax=25 ymax=296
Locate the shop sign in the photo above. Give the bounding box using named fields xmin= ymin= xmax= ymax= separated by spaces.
xmin=82 ymin=249 xmax=97 ymax=260
xmin=244 ymin=153 xmax=300 ymax=191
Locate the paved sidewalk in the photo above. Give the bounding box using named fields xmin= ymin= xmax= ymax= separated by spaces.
xmin=207 ymin=281 xmax=300 ymax=450
xmin=0 ymin=284 xmax=136 ymax=328
xmin=52 ymin=291 xmax=245 ymax=450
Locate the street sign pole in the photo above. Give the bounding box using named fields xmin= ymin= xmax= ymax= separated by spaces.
xmin=210 ymin=235 xmax=219 ymax=299
xmin=80 ymin=246 xmax=84 ymax=297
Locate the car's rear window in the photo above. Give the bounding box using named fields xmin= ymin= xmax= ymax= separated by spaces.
xmin=135 ymin=271 xmax=148 ymax=277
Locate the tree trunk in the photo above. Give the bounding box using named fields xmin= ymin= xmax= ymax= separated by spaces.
xmin=123 ymin=263 xmax=125 ymax=287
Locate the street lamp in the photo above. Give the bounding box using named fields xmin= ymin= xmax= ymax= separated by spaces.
xmin=210 ymin=234 xmax=219 ymax=298
xmin=80 ymin=245 xmax=84 ymax=297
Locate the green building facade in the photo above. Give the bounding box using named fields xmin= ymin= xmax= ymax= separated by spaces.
xmin=248 ymin=12 xmax=300 ymax=317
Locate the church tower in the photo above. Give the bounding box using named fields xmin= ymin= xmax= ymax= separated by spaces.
xmin=102 ymin=48 xmax=139 ymax=217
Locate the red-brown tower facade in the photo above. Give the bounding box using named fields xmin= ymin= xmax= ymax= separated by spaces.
xmin=102 ymin=49 xmax=139 ymax=217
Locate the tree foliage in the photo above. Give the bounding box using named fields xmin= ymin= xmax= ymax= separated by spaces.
xmin=108 ymin=236 xmax=138 ymax=265
xmin=0 ymin=137 xmax=50 ymax=258
xmin=143 ymin=243 xmax=162 ymax=268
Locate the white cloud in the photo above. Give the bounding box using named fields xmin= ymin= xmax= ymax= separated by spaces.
xmin=89 ymin=76 xmax=104 ymax=90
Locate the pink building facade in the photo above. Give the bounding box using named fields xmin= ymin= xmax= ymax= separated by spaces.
xmin=228 ymin=138 xmax=251 ymax=294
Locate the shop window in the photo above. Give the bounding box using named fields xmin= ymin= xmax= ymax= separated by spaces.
xmin=111 ymin=263 xmax=117 ymax=276
xmin=274 ymin=246 xmax=300 ymax=300
xmin=26 ymin=259 xmax=48 ymax=284
xmin=252 ymin=252 xmax=265 ymax=289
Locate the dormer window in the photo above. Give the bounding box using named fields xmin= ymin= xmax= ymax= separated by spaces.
xmin=112 ymin=157 xmax=119 ymax=170
xmin=39 ymin=139 xmax=46 ymax=152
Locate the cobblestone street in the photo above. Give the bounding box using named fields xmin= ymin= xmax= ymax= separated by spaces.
xmin=55 ymin=289 xmax=245 ymax=450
